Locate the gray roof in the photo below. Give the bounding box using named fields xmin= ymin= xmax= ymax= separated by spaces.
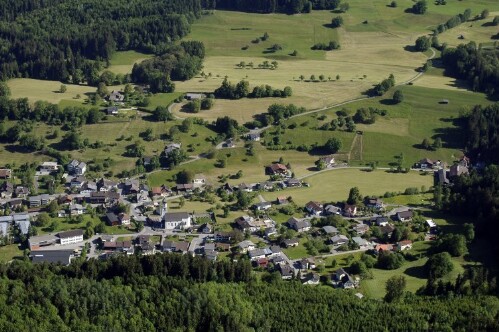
xmin=58 ymin=229 xmax=84 ymax=239
xmin=31 ymin=250 xmax=74 ymax=265
xmin=0 ymin=216 xmax=13 ymax=223
xmin=331 ymin=235 xmax=349 ymax=243
xmin=352 ymin=236 xmax=368 ymax=246
xmin=323 ymin=226 xmax=338 ymax=234
xmin=164 ymin=212 xmax=190 ymax=222
xmin=15 ymin=220 xmax=30 ymax=235
xmin=0 ymin=222 xmax=9 ymax=236
xmin=249 ymin=248 xmax=266 ymax=258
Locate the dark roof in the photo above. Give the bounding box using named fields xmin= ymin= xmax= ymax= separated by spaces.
xmin=107 ymin=212 xmax=119 ymax=223
xmin=397 ymin=210 xmax=413 ymax=219
xmin=31 ymin=250 xmax=74 ymax=265
xmin=58 ymin=229 xmax=84 ymax=239
xmin=164 ymin=212 xmax=190 ymax=222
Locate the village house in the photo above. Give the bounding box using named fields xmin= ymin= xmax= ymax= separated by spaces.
xmin=323 ymin=226 xmax=339 ymax=235
xmin=248 ymin=248 xmax=269 ymax=261
xmin=235 ymin=215 xmax=263 ymax=233
xmin=70 ymin=176 xmax=86 ymax=188
xmin=282 ymin=238 xmax=299 ymax=248
xmin=352 ymin=223 xmax=369 ymax=235
xmin=330 ymin=234 xmax=349 ymax=246
xmin=396 ymin=210 xmax=413 ymax=222
xmin=214 ymin=231 xmax=232 ymax=243
xmin=67 ymin=160 xmax=87 ymax=175
xmin=324 ymin=204 xmax=342 ymax=215
xmin=106 ymin=212 xmax=120 ymax=226
xmin=162 ymin=240 xmax=190 ymax=254
xmin=70 ymin=204 xmax=86 ymax=216
xmin=199 ymin=223 xmax=213 ymax=234
xmin=106 ymin=106 xmax=119 ymax=115
xmin=302 ymin=272 xmax=320 ymax=285
xmin=14 ymin=186 xmax=30 ymax=198
xmin=164 ymin=143 xmax=182 ymax=155
xmin=265 ymin=227 xmax=278 ymax=238
xmin=449 ymin=163 xmax=469 ymax=178
xmin=97 ymin=178 xmax=118 ymax=192
xmin=246 ymin=132 xmax=260 ymax=141
xmin=305 ymin=201 xmax=323 ymax=216
xmin=379 ymin=224 xmax=395 ymax=238
xmin=352 ymin=236 xmax=369 ymax=248
xmin=185 ymin=93 xmax=206 ymax=100
xmin=435 ymin=168 xmax=450 ymax=186
xmin=0 ymin=168 xmax=12 ymax=179
xmin=151 ymin=185 xmax=172 ymax=198
xmin=276 ymin=196 xmax=289 ymax=205
xmin=318 ymin=155 xmax=335 ymax=168
xmin=163 ymin=212 xmax=192 ymax=230
xmin=287 ymin=217 xmax=311 ymax=232
xmin=108 ymin=90 xmax=124 ymax=102
xmin=266 ymin=163 xmax=288 ymax=176
xmin=285 ymin=178 xmax=301 ymax=187
xmin=279 ymin=264 xmax=294 ymax=280
xmin=119 ymin=213 xmax=131 ymax=226
xmin=238 ymin=183 xmax=253 ymax=192
xmin=254 ymin=201 xmax=272 ymax=211
xmin=343 ymin=204 xmax=357 ymax=217
xmin=396 ymin=240 xmax=413 ymax=251
xmin=39 ymin=161 xmax=59 ymax=173
xmin=375 ymin=244 xmax=394 ymax=253
xmin=175 ymin=183 xmax=194 ymax=194
xmin=238 ymin=240 xmax=256 ymax=253
xmin=365 ymin=197 xmax=384 ymax=209
xmin=0 ymin=182 xmax=14 ymax=199
xmin=331 ymin=268 xmax=356 ymax=289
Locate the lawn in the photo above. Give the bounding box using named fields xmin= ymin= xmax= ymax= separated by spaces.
xmin=262 ymin=168 xmax=433 ymax=206
xmin=107 ymin=50 xmax=153 ymax=75
xmin=146 ymin=92 xmax=184 ymax=111
xmin=437 ymin=11 xmax=499 ymax=48
xmin=0 ymin=244 xmax=24 ymax=263
xmin=283 ymin=238 xmax=309 ymax=260
xmin=7 ymin=78 xmax=96 ymax=104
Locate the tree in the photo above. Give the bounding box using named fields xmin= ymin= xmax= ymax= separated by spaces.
xmin=176 ymin=170 xmax=194 ymax=184
xmin=390 ymin=1 xmax=397 ymax=8
xmin=339 ymin=2 xmax=350 ymax=12
xmin=324 ymin=137 xmax=342 ymax=154
xmin=125 ymin=141 xmax=145 ymax=158
xmin=154 ymin=106 xmax=172 ymax=121
xmin=421 ymin=138 xmax=431 ymax=150
xmin=0 ymin=81 xmax=11 ymax=97
xmin=310 ymin=74 xmax=316 ymax=81
xmin=331 ymin=16 xmax=344 ymax=28
xmin=480 ymin=9 xmax=489 ymax=19
xmin=235 ymin=190 xmax=252 ymax=210
xmin=436 ymin=234 xmax=467 ymax=257
xmin=184 ymin=100 xmax=201 ymax=113
xmin=347 ymin=187 xmax=362 ymax=205
xmin=35 ymin=212 xmax=51 ymax=227
xmin=412 ymin=0 xmax=427 ymax=14
xmin=415 ymin=36 xmax=431 ymax=51
xmin=201 ymin=98 xmax=214 ymax=110
xmin=133 ymin=219 xmax=144 ymax=232
xmin=433 ymin=137 xmax=442 ymax=150
xmin=299 ymin=75 xmax=304 ymax=81
xmin=463 ymin=223 xmax=475 ymax=242
xmin=59 ymin=84 xmax=67 ymax=93
xmin=493 ymin=16 xmax=499 ymax=26
xmin=97 ymin=82 xmax=108 ymax=98
xmin=384 ymin=275 xmax=406 ymax=302
xmin=425 ymin=252 xmax=454 ymax=278
xmin=62 ymin=131 xmax=84 ymax=150
xmin=393 ymin=90 xmax=404 ymax=103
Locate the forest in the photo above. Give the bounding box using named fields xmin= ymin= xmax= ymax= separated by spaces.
xmin=0 ymin=0 xmax=202 ymax=83
xmin=202 ymin=0 xmax=342 ymax=14
xmin=441 ymin=42 xmax=499 ymax=97
xmin=0 ymin=255 xmax=497 ymax=331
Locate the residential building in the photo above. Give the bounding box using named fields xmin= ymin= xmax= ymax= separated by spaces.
xmin=282 ymin=238 xmax=299 ymax=248
xmin=396 ymin=210 xmax=413 ymax=222
xmin=287 ymin=217 xmax=311 ymax=232
xmin=277 ymin=196 xmax=289 ymax=205
xmin=343 ymin=204 xmax=357 ymax=217
xmin=352 ymin=236 xmax=369 ymax=248
xmin=254 ymin=201 xmax=272 ymax=211
xmin=279 ymin=264 xmax=294 ymax=280
xmin=238 ymin=240 xmax=256 ymax=253
xmin=214 ymin=231 xmax=232 ymax=243
xmin=67 ymin=160 xmax=87 ymax=175
xmin=109 ymin=90 xmax=124 ymax=102
xmin=163 ymin=212 xmax=192 ymax=230
xmin=365 ymin=197 xmax=384 ymax=209
xmin=449 ymin=164 xmax=469 ymax=178
xmin=0 ymin=168 xmax=12 ymax=179
xmin=247 ymin=133 xmax=260 ymax=141
xmin=119 ymin=213 xmax=131 ymax=226
xmin=58 ymin=229 xmax=84 ymax=246
xmin=323 ymin=226 xmax=339 ymax=235
xmin=352 ymin=223 xmax=369 ymax=235
xmin=193 ymin=174 xmax=207 ymax=187
xmin=396 ymin=240 xmax=413 ymax=251
xmin=305 ymin=201 xmax=323 ymax=216
xmin=106 ymin=212 xmax=119 ymax=226
xmin=324 ymin=204 xmax=342 ymax=215
xmin=286 ymin=178 xmax=301 ymax=187
xmin=330 ymin=234 xmax=349 ymax=246
xmin=106 ymin=106 xmax=119 ymax=115
xmin=40 ymin=161 xmax=59 ymax=173
xmin=266 ymin=163 xmax=288 ymax=176
xmin=375 ymin=244 xmax=394 ymax=253
xmin=164 ymin=143 xmax=182 ymax=155
xmin=318 ymin=155 xmax=335 ymax=167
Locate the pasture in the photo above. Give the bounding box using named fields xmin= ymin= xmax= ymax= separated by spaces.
xmin=107 ymin=50 xmax=153 ymax=75
xmin=261 ymin=168 xmax=433 ymax=206
xmin=7 ymin=78 xmax=95 ymax=104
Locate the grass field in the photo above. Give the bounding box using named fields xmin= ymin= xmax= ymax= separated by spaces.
xmin=107 ymin=50 xmax=153 ymax=75
xmin=262 ymin=168 xmax=432 ymax=206
xmin=0 ymin=244 xmax=24 ymax=263
xmin=437 ymin=11 xmax=499 ymax=48
xmin=7 ymin=78 xmax=96 ymax=104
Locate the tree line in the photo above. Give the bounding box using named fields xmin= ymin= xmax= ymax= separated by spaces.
xmin=0 ymin=0 xmax=202 ymax=83
xmin=0 ymin=256 xmax=497 ymax=330
xmin=214 ymin=78 xmax=292 ymax=99
xmin=131 ymin=41 xmax=205 ymax=92
xmin=441 ymin=42 xmax=499 ymax=97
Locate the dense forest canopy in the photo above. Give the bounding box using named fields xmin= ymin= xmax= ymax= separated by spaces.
xmin=0 ymin=255 xmax=497 ymax=331
xmin=441 ymin=42 xmax=499 ymax=97
xmin=0 ymin=0 xmax=202 ymax=83
xmin=202 ymin=0 xmax=341 ymax=14
xmin=464 ymin=103 xmax=499 ymax=164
